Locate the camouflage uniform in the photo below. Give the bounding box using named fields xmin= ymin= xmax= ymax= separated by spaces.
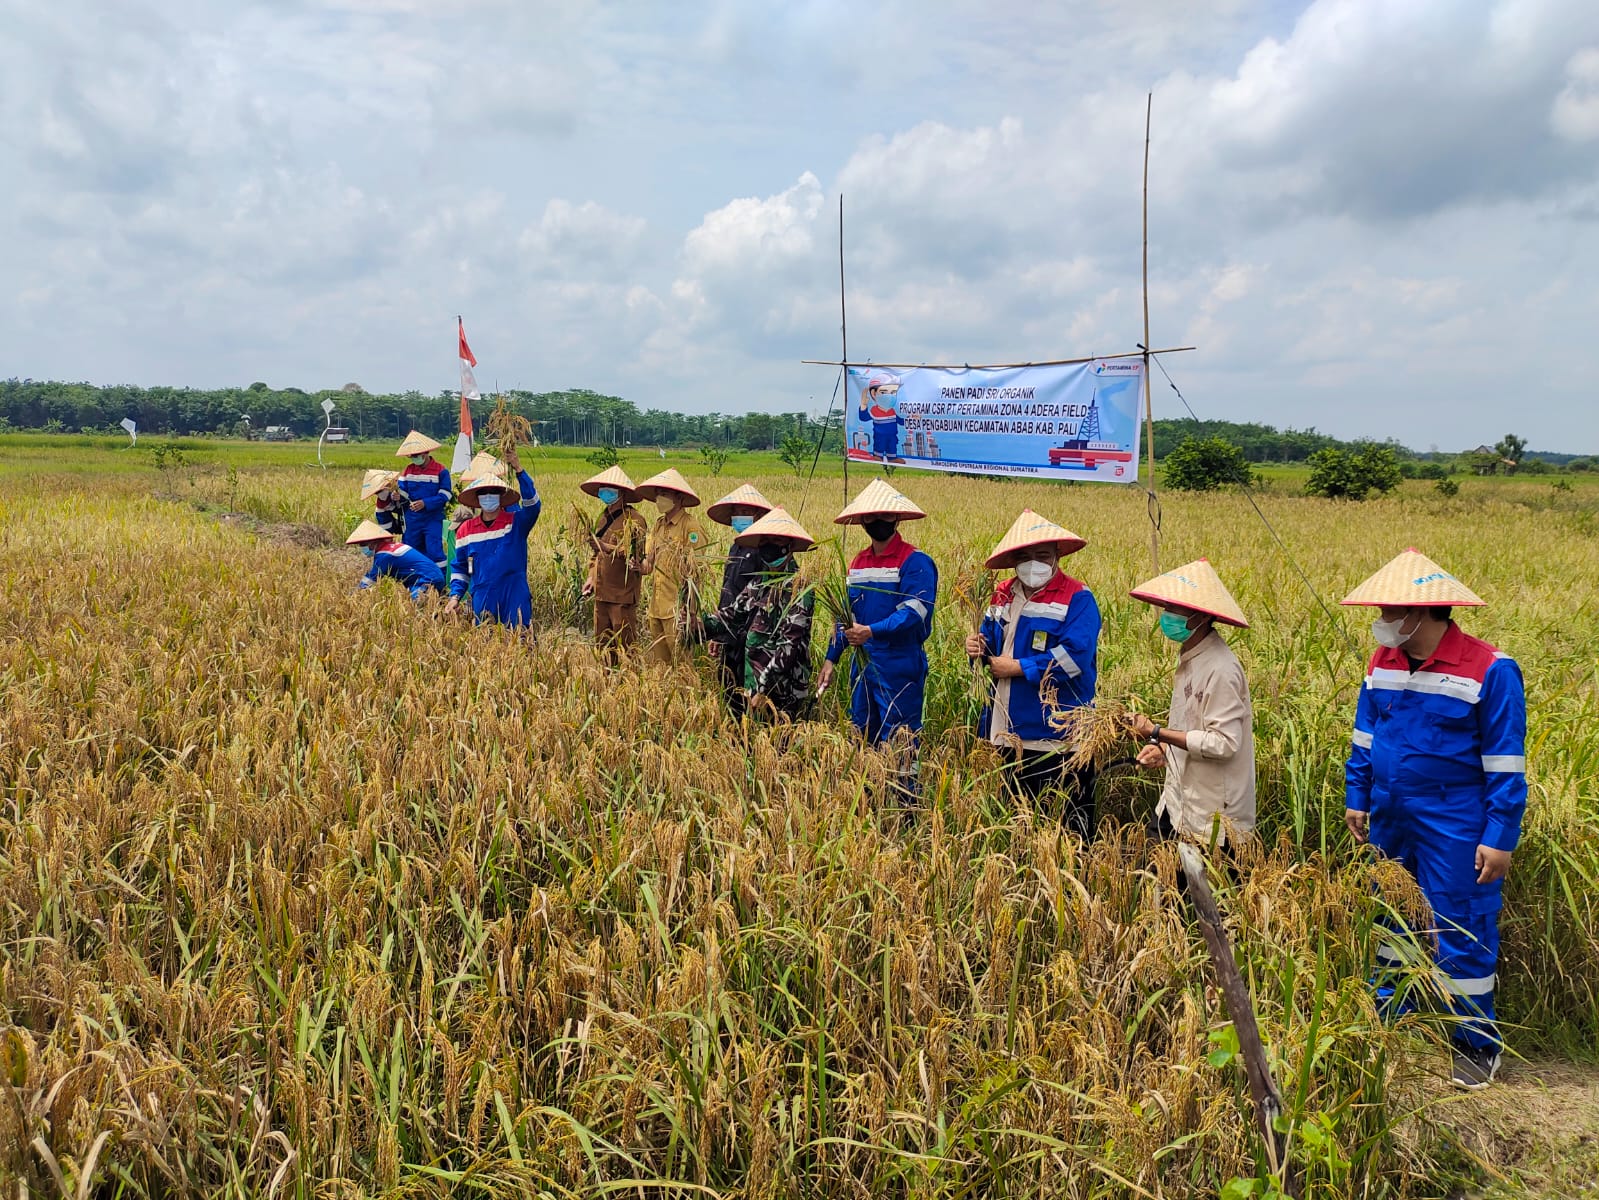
xmin=705 ymin=570 xmax=816 ymax=720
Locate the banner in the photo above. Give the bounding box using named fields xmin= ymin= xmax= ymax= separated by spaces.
xmin=844 ymin=359 xmax=1145 ymax=483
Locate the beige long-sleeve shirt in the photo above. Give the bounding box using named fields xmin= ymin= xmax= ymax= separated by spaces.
xmin=1156 ymin=629 xmax=1256 ymax=843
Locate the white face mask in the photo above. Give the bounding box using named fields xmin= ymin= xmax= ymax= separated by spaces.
xmin=479 ymin=493 xmax=502 ymax=513
xmin=1371 ymin=613 xmax=1413 ymax=649
xmin=1015 ymin=560 xmax=1055 ymax=589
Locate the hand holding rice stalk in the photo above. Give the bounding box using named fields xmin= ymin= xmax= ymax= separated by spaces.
xmin=1048 ymin=695 xmax=1135 ymax=771
xmin=812 ymin=536 xmax=870 ymax=670
xmin=485 ymin=393 xmax=532 ymax=460
xmin=949 ymin=560 xmax=996 ymax=706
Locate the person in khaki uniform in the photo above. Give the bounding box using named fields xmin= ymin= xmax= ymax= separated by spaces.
xmin=579 ymin=466 xmax=647 ymax=663
xmin=636 ymin=468 xmax=708 ymax=666
xmin=1124 ymin=559 xmax=1256 ymax=845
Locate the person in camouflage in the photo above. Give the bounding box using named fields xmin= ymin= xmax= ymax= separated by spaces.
xmin=701 ymin=506 xmax=817 ymax=721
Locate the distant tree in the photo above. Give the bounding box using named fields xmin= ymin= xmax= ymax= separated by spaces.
xmin=1495 ymin=433 xmax=1527 ymax=472
xmin=1305 ymin=443 xmax=1402 ymax=501
xmin=741 ymin=413 xmax=775 ymax=450
xmin=1569 ymin=457 xmax=1593 ymax=473
xmin=1435 ymin=478 xmax=1460 ymax=498
xmin=777 ymin=432 xmax=812 ymax=476
xmin=585 ymin=444 xmax=620 ymax=469
xmin=1162 ymin=436 xmax=1253 ymax=491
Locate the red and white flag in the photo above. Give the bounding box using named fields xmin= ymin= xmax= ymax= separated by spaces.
xmin=454 ymin=317 xmax=478 ymax=476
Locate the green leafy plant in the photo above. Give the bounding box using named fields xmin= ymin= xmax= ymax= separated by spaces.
xmin=1163 ymin=435 xmax=1255 ymax=491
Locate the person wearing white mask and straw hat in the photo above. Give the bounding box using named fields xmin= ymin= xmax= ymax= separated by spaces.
xmin=636 ymin=467 xmax=709 ymax=666
xmin=1339 ymin=548 xmax=1526 ymax=1091
xmin=964 ymin=509 xmax=1100 ymax=839
xmin=704 ymin=483 xmax=777 ymax=712
xmin=1124 ymin=559 xmax=1256 ymax=847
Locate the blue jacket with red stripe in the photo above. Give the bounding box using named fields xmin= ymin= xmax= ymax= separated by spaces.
xmin=448 ymin=470 xmax=541 ymax=625
xmin=1345 ymin=622 xmax=1527 ymax=852
xmin=397 ymin=458 xmax=451 ymax=517
xmin=824 ymin=533 xmax=938 ymax=739
xmin=975 ymin=572 xmax=1100 ymax=743
xmin=359 ymin=540 xmax=445 ymax=598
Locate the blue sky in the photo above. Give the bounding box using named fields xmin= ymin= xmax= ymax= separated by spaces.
xmin=3 ymin=0 xmax=1598 ymax=449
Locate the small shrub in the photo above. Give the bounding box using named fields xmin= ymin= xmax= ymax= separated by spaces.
xmin=1435 ymin=478 xmax=1460 ymax=498
xmin=777 ymin=432 xmax=812 ymax=476
xmin=1305 ymin=444 xmax=1401 ymax=501
xmin=698 ymin=445 xmax=729 ymax=477
xmin=584 ymin=444 xmax=620 ymax=469
xmin=1162 ymin=436 xmax=1255 ymax=491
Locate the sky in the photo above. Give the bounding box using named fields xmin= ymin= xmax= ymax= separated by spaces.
xmin=3 ymin=0 xmax=1598 ymax=450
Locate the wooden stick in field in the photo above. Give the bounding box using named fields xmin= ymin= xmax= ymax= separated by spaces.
xmin=1177 ymin=842 xmax=1299 ymax=1198
xmin=1142 ymin=90 xmax=1160 ymax=575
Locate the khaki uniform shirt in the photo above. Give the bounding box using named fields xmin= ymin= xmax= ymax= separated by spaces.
xmin=590 ymin=506 xmax=648 ymax=605
xmin=645 ymin=507 xmax=708 ymax=620
xmin=1156 ymin=630 xmax=1256 ymax=842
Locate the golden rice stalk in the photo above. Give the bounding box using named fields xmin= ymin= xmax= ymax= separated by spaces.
xmin=484 ymin=393 xmax=532 ymax=459
xmin=1048 ymin=696 xmax=1133 ymax=771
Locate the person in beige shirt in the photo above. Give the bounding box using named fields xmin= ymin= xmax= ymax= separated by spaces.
xmin=636 ymin=469 xmax=708 ymax=666
xmin=1124 ymin=559 xmax=1256 ymax=845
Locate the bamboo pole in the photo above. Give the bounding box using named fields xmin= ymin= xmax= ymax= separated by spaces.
xmin=839 ymin=194 xmax=849 ymax=509
xmin=1142 ymin=91 xmax=1159 ymax=574
xmin=801 ymin=346 xmax=1195 ymax=370
xmin=1177 ymin=843 xmax=1299 ymax=1197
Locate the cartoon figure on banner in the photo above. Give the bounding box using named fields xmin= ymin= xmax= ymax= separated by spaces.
xmin=859 ymin=372 xmax=905 ymax=463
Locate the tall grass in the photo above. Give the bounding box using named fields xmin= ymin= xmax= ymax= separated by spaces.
xmin=0 ymin=449 xmax=1595 ymax=1196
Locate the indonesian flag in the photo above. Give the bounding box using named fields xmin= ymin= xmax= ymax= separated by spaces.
xmin=454 ymin=317 xmax=478 ymax=476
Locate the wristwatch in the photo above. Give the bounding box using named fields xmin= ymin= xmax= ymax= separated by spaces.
xmin=1148 ymin=725 xmax=1163 ymax=745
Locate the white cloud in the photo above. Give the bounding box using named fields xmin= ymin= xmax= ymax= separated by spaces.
xmin=1 ymin=0 xmax=1598 ymax=449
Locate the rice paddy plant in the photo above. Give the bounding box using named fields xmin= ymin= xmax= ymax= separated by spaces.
xmin=0 ymin=449 xmax=1595 ymax=1196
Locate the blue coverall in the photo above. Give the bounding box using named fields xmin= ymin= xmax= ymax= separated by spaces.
xmin=397 ymin=457 xmax=452 ymax=568
xmin=1345 ymin=622 xmax=1528 ymax=1052
xmin=447 ymin=471 xmax=541 ymax=626
xmin=825 ymin=534 xmax=938 ymax=742
xmin=359 ymin=542 xmax=445 ymax=600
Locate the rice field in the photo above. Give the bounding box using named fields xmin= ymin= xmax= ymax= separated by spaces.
xmin=1 ymin=439 xmax=1595 ymax=1198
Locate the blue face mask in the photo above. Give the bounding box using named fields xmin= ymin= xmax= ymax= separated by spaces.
xmin=479 ymin=493 xmax=501 ymax=513
xmin=362 ymin=545 xmax=376 ymax=558
xmin=597 ymin=487 xmax=620 ymax=506
xmin=1159 ymin=612 xmax=1197 ymax=643
xmin=730 ymin=515 xmax=755 ymax=534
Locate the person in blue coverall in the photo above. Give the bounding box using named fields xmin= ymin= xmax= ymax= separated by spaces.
xmin=394 ymin=430 xmax=452 ymax=570
xmin=345 ymin=518 xmax=445 ymax=599
xmin=965 ymin=509 xmax=1100 ymax=839
xmin=444 ymin=444 xmax=541 ymax=626
xmin=1341 ymin=548 xmax=1527 ymax=1091
xmin=816 ymin=479 xmax=938 ymax=750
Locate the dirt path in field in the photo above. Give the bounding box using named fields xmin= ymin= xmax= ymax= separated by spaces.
xmin=1449 ymin=1057 xmax=1599 ymax=1196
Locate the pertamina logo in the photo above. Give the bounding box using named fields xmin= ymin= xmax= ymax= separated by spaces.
xmin=1093 ymin=360 xmax=1142 ymax=375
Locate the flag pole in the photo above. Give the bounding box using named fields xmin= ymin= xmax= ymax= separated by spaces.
xmin=1141 ymin=91 xmax=1160 ymax=575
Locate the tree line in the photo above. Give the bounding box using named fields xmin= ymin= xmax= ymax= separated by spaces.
xmin=0 ymin=378 xmax=841 ymax=453
xmin=1 ymin=378 xmax=1588 ymax=471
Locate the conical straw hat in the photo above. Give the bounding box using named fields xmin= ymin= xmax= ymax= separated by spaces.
xmin=458 ymin=471 xmax=522 ymax=510
xmin=834 ymin=478 xmax=926 ymax=525
xmin=1130 ymin=558 xmax=1249 ymax=628
xmin=395 ymin=430 xmax=442 ymax=456
xmin=460 ymin=451 xmax=504 ymax=486
xmin=635 ymin=467 xmax=701 ymax=506
xmin=1341 ymin=548 xmax=1484 ymax=608
xmin=984 ymin=509 xmax=1088 ymax=569
xmin=579 ymin=465 xmax=639 ymax=502
xmin=732 ymin=506 xmax=815 ymax=550
xmin=706 ymin=483 xmax=775 ymax=525
xmin=346 ymin=518 xmax=394 ymax=546
xmin=360 ymin=468 xmax=399 ymax=500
